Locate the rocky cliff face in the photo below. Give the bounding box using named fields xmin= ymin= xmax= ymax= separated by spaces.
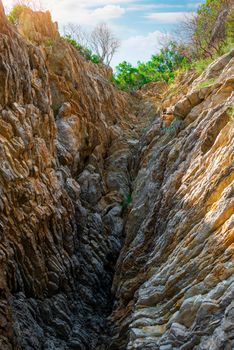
xmin=0 ymin=4 xmax=150 ymax=349
xmin=110 ymin=50 xmax=234 ymax=349
xmin=0 ymin=2 xmax=233 ymax=350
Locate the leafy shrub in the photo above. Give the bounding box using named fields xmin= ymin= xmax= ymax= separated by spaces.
xmin=180 ymin=0 xmax=234 ymax=61
xmin=195 ymin=78 xmax=217 ymax=90
xmin=45 ymin=38 xmax=54 ymax=47
xmin=121 ymin=193 xmax=132 ymax=210
xmin=191 ymin=58 xmax=214 ymax=74
xmin=7 ymin=4 xmax=29 ymax=24
xmin=113 ymin=42 xmax=188 ymax=91
xmin=226 ymin=6 xmax=234 ymax=40
xmin=64 ymin=35 xmax=101 ymax=64
xmin=227 ymin=106 xmax=234 ymax=119
xmin=91 ymin=54 xmax=101 ymax=64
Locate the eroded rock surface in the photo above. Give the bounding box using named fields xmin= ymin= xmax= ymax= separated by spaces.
xmin=0 ymin=2 xmax=233 ymax=350
xmin=0 ymin=4 xmax=154 ymax=349
xmin=110 ymin=50 xmax=234 ymax=350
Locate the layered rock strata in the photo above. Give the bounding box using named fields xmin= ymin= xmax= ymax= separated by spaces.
xmin=0 ymin=4 xmax=154 ymax=349
xmin=110 ymin=49 xmax=234 ymax=350
xmin=0 ymin=2 xmax=234 ymax=350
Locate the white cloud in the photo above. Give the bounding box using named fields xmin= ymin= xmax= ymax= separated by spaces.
xmin=112 ymin=30 xmax=171 ymax=68
xmin=2 ymin=0 xmax=127 ymax=24
xmin=38 ymin=1 xmax=126 ymax=26
xmin=77 ymin=0 xmax=134 ymax=7
xmin=146 ymin=12 xmax=194 ymax=23
xmin=92 ymin=5 xmax=125 ymax=21
xmin=1 ymin=0 xmax=199 ymax=67
xmin=1 ymin=0 xmax=134 ymax=8
xmin=126 ymin=3 xmax=201 ymax=11
xmin=126 ymin=4 xmax=162 ymax=11
xmin=128 ymin=4 xmax=185 ymax=11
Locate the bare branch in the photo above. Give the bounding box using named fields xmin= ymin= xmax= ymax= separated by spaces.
xmin=63 ymin=23 xmax=89 ymax=48
xmin=90 ymin=23 xmax=120 ymax=66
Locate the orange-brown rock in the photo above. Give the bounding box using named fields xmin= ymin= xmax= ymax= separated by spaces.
xmin=18 ymin=7 xmax=59 ymax=43
xmin=109 ymin=49 xmax=234 ymax=350
xmin=0 ymin=4 xmax=155 ymax=349
xmin=0 ymin=2 xmax=234 ymax=350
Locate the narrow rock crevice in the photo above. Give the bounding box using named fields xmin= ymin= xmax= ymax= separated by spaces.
xmin=0 ymin=3 xmax=234 ymax=350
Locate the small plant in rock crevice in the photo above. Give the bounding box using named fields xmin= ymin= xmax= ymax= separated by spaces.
xmin=44 ymin=38 xmax=54 ymax=47
xmin=121 ymin=193 xmax=133 ymax=210
xmin=227 ymin=106 xmax=234 ymax=119
xmin=195 ymin=78 xmax=217 ymax=90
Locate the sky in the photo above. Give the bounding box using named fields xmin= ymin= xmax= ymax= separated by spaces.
xmin=2 ymin=0 xmax=204 ymax=68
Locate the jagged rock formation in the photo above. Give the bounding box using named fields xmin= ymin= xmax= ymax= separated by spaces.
xmin=0 ymin=4 xmax=154 ymax=349
xmin=0 ymin=2 xmax=233 ymax=350
xmin=110 ymin=50 xmax=234 ymax=349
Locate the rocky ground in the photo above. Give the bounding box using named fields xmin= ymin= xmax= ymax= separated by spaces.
xmin=0 ymin=2 xmax=233 ymax=350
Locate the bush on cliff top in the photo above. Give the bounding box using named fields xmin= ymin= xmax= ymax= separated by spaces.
xmin=7 ymin=4 xmax=29 ymax=24
xmin=7 ymin=4 xmax=101 ymax=65
xmin=114 ymin=0 xmax=234 ymax=92
xmin=192 ymin=0 xmax=234 ymax=59
xmin=113 ymin=42 xmax=188 ymax=92
xmin=177 ymin=0 xmax=233 ymax=69
xmin=63 ymin=35 xmax=101 ymax=64
xmin=7 ymin=0 xmax=44 ymax=24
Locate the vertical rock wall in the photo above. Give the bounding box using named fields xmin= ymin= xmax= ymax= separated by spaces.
xmin=0 ymin=2 xmax=233 ymax=350
xmin=0 ymin=4 xmax=155 ymax=349
xmin=110 ymin=50 xmax=234 ymax=350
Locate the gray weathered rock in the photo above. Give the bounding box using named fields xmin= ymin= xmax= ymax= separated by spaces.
xmin=0 ymin=2 xmax=233 ymax=350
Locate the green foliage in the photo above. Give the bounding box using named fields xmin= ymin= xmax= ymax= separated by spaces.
xmin=227 ymin=106 xmax=234 ymax=119
xmin=121 ymin=193 xmax=133 ymax=210
xmin=7 ymin=4 xmax=29 ymax=24
xmin=191 ymin=57 xmax=214 ymax=74
xmin=193 ymin=0 xmax=234 ymax=59
xmin=195 ymin=78 xmax=217 ymax=90
xmin=91 ymin=54 xmax=101 ymax=64
xmin=158 ymin=0 xmax=234 ymax=82
xmin=226 ymin=7 xmax=234 ymax=39
xmin=113 ymin=43 xmax=188 ymax=91
xmin=63 ymin=35 xmax=101 ymax=64
xmin=113 ymin=62 xmax=141 ymax=91
xmin=45 ymin=39 xmax=54 ymax=47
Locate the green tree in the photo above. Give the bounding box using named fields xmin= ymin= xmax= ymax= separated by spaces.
xmin=113 ymin=42 xmax=188 ymax=91
xmin=64 ymin=35 xmax=101 ymax=64
xmin=192 ymin=0 xmax=234 ymax=58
